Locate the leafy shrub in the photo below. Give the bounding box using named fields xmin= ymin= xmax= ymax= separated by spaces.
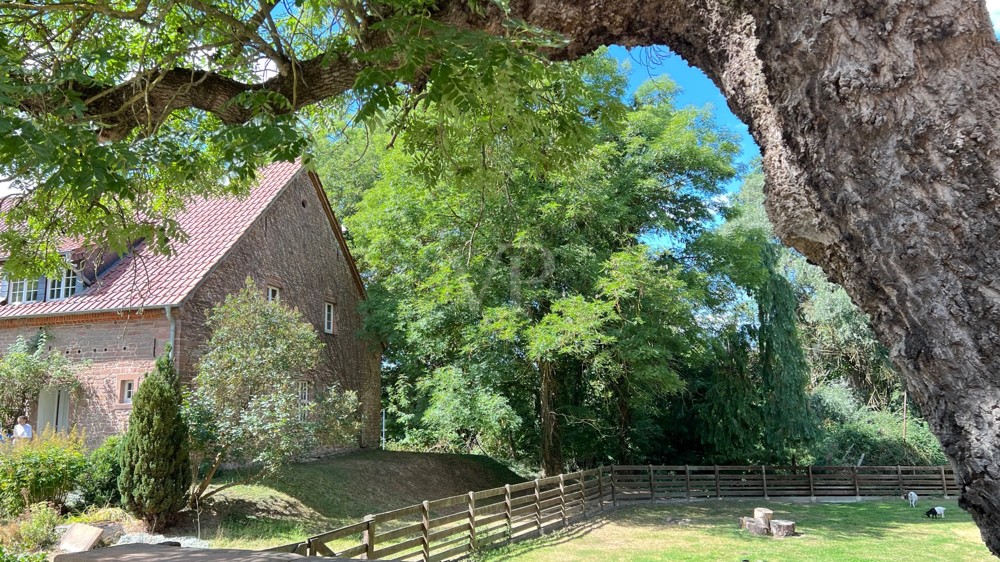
xmin=78 ymin=436 xmax=122 ymax=507
xmin=0 ymin=430 xmax=87 ymax=517
xmin=808 ymin=382 xmax=946 ymax=466
xmin=12 ymin=503 xmax=59 ymax=552
xmin=0 ymin=547 xmax=46 ymax=562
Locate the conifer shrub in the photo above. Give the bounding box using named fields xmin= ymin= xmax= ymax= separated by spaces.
xmin=118 ymin=349 xmax=190 ymax=529
xmin=0 ymin=430 xmax=86 ymax=517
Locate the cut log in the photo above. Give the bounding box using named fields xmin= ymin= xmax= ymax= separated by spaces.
xmin=747 ymin=521 xmax=771 ymax=536
xmin=739 ymin=517 xmax=754 ymax=530
xmin=752 ymin=508 xmax=773 ymax=527
xmin=771 ymin=520 xmax=796 ymax=537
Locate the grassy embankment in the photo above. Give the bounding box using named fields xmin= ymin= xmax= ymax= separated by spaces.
xmin=473 ymin=498 xmax=992 ymax=562
xmin=176 ymin=450 xmax=524 ymax=550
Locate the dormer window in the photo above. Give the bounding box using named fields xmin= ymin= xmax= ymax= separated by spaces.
xmin=48 ymin=268 xmax=77 ymax=301
xmin=9 ymin=279 xmax=38 ymax=304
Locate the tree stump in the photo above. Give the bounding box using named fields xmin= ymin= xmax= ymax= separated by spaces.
xmin=752 ymin=507 xmax=773 ymax=532
xmin=771 ymin=520 xmax=796 ymax=537
xmin=753 ymin=508 xmax=773 ymax=526
xmin=747 ymin=521 xmax=771 ymax=536
xmin=739 ymin=517 xmax=754 ymax=530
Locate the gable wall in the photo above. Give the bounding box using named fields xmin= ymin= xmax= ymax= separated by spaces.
xmin=0 ymin=310 xmax=169 ymax=444
xmin=174 ymin=171 xmax=381 ymax=447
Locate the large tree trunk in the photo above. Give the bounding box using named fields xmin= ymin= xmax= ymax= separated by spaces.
xmin=539 ymin=360 xmax=564 ymax=475
xmin=503 ymin=0 xmax=1000 ymax=553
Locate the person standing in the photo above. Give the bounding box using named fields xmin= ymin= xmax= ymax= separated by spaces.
xmin=13 ymin=415 xmax=32 ymax=442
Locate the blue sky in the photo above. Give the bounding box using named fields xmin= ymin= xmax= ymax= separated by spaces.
xmin=608 ymin=45 xmax=760 ymax=190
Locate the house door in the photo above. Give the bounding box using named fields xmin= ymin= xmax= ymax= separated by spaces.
xmin=36 ymin=387 xmax=70 ymax=433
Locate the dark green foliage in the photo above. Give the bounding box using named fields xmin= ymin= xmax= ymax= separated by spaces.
xmin=808 ymin=383 xmax=945 ymax=466
xmin=0 ymin=431 xmax=86 ymax=517
xmin=78 ymin=436 xmax=122 ymax=507
xmin=118 ymin=350 xmax=191 ymax=528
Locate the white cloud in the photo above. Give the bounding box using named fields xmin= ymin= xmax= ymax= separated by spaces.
xmin=988 ymin=0 xmax=1000 ymax=32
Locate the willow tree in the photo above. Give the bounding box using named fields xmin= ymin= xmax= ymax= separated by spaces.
xmin=3 ymin=0 xmax=1000 ymax=552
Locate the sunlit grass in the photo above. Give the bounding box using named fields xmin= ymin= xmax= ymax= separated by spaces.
xmin=473 ymin=499 xmax=994 ymax=562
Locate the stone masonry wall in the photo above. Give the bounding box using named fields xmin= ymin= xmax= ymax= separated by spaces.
xmin=175 ymin=171 xmax=382 ymax=447
xmin=0 ymin=310 xmax=169 ymax=445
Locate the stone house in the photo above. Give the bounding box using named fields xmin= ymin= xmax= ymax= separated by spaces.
xmin=0 ymin=161 xmax=381 ymax=447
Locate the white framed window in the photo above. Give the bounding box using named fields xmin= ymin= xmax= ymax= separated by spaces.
xmin=120 ymin=380 xmax=135 ymax=404
xmin=48 ymin=268 xmax=77 ymax=301
xmin=324 ymin=302 xmax=335 ymax=334
xmin=9 ymin=279 xmax=38 ymax=304
xmin=267 ymin=285 xmax=281 ymax=302
xmin=297 ymin=381 xmax=312 ymax=421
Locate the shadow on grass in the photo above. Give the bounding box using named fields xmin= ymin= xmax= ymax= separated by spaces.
xmin=163 ymin=450 xmax=526 ymax=548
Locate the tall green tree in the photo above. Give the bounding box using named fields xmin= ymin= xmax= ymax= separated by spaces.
xmin=118 ymin=347 xmax=190 ymax=529
xmin=322 ymin=58 xmax=740 ymax=473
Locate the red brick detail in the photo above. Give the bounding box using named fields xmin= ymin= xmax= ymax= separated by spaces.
xmin=0 ymin=312 xmax=169 ymax=446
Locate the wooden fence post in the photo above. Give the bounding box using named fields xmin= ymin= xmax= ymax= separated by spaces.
xmin=684 ymin=465 xmax=691 ymax=501
xmin=421 ymin=500 xmax=431 ymax=562
xmin=761 ymin=466 xmax=769 ymax=501
xmin=714 ymin=465 xmax=720 ymax=498
xmin=941 ymin=466 xmax=949 ymax=498
xmin=363 ymin=515 xmax=375 ymax=560
xmin=534 ymin=479 xmax=542 ymax=534
xmin=808 ymin=466 xmax=815 ymax=502
xmin=559 ymin=474 xmax=567 ymax=527
xmin=598 ymin=466 xmax=605 ymax=511
xmin=468 ymin=491 xmax=477 ymax=552
xmin=649 ymin=464 xmax=655 ymax=503
xmin=504 ymin=484 xmax=513 ymax=540
xmin=853 ymin=466 xmax=861 ymax=500
xmin=897 ymin=465 xmax=904 ymax=498
xmin=611 ymin=466 xmax=618 ymax=507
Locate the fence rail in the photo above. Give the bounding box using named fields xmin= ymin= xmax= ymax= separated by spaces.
xmin=266 ymin=464 xmax=956 ymax=560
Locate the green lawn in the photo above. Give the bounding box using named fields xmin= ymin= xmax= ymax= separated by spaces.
xmin=170 ymin=450 xmax=524 ymax=550
xmin=473 ymin=499 xmax=994 ymax=562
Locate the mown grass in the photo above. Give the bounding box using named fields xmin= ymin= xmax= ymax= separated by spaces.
xmin=473 ymin=499 xmax=993 ymax=562
xmin=169 ymin=450 xmax=524 ymax=550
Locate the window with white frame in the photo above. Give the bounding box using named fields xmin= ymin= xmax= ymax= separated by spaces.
xmin=48 ymin=268 xmax=77 ymax=301
xmin=9 ymin=279 xmax=38 ymax=304
xmin=324 ymin=302 xmax=335 ymax=334
xmin=267 ymin=285 xmax=281 ymax=302
xmin=297 ymin=381 xmax=312 ymax=421
xmin=120 ymin=380 xmax=136 ymax=404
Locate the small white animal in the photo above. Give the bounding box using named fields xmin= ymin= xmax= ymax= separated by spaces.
xmin=905 ymin=490 xmax=918 ymax=507
xmin=924 ymin=506 xmax=946 ymax=518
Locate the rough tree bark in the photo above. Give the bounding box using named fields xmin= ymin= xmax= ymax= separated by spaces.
xmin=539 ymin=360 xmax=564 ymax=476
xmin=493 ymin=0 xmax=1000 ymax=553
xmin=6 ymin=0 xmax=1000 ymax=553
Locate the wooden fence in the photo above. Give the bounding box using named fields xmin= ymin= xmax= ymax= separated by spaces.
xmin=266 ymin=464 xmax=956 ymax=560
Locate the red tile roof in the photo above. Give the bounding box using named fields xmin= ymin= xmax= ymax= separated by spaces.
xmin=0 ymin=160 xmax=304 ymax=318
